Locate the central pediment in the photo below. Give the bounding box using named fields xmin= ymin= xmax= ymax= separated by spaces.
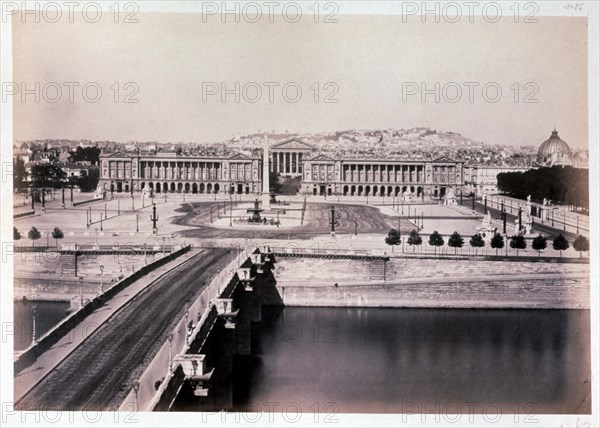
xmin=270 ymin=138 xmax=317 ymax=151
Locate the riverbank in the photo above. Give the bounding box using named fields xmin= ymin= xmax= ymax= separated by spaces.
xmin=271 ymin=257 xmax=589 ymax=309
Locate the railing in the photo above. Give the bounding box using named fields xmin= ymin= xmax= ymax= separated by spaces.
xmin=121 ymin=246 xmax=253 ymax=412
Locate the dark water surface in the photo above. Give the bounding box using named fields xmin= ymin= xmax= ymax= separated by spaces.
xmin=13 ymin=300 xmax=70 ymax=351
xmin=230 ymin=307 xmax=590 ymax=414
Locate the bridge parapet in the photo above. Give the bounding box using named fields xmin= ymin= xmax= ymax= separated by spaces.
xmin=173 ymin=354 xmax=214 ymax=397
xmin=134 ymin=246 xmax=255 ymax=412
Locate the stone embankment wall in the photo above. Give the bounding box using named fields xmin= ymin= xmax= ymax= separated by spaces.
xmin=273 ymin=257 xmax=589 ymax=309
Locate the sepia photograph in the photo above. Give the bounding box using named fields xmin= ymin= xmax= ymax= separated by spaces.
xmin=1 ymin=1 xmax=598 ymax=427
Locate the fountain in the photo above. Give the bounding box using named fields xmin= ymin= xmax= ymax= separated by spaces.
xmin=246 ymin=199 xmax=264 ymax=223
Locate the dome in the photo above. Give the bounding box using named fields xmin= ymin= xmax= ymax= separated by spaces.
xmin=537 ymin=129 xmax=572 ymax=166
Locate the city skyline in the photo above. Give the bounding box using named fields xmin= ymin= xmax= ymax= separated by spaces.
xmin=12 ymin=14 xmax=588 ymax=149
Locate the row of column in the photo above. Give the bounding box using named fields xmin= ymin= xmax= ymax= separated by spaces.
xmin=107 ymin=161 xmax=131 ymax=179
xmin=229 ymin=163 xmax=253 ymax=181
xmin=139 ymin=161 xmax=222 ymax=180
xmin=272 ymin=151 xmax=303 ymax=175
xmin=342 ymin=164 xmax=424 ymax=183
xmin=432 ymin=165 xmax=456 ymax=184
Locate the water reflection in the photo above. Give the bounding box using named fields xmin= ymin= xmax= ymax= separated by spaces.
xmin=13 ymin=300 xmax=70 ymax=351
xmin=232 ymin=307 xmax=590 ymax=414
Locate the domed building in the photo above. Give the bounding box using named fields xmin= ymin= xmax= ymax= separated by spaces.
xmin=537 ymin=129 xmax=573 ymax=167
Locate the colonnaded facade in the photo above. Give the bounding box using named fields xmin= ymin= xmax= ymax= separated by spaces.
xmin=98 ymin=138 xmax=465 ymax=198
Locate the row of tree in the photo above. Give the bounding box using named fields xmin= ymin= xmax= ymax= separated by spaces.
xmin=13 ymin=158 xmax=101 ymax=194
xmin=497 ymin=166 xmax=588 ymax=209
xmin=14 ymin=226 xmax=64 ymax=247
xmin=385 ymin=229 xmax=590 ymax=258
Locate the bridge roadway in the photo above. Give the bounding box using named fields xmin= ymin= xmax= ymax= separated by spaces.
xmin=16 ymin=248 xmax=234 ymax=411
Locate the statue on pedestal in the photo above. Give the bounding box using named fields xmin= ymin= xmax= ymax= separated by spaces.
xmin=443 ymin=187 xmax=458 ymax=206
xmin=514 ymin=206 xmax=534 ymax=235
xmin=476 ymin=212 xmax=496 ymax=239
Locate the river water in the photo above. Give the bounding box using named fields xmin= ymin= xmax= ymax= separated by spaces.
xmin=14 ymin=300 xmax=589 ymax=414
xmin=13 ymin=300 xmax=70 ymax=351
xmin=230 ymin=307 xmax=590 ymax=414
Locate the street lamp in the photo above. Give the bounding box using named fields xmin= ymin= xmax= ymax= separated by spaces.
xmin=184 ymin=308 xmax=190 ymax=346
xmin=167 ymin=332 xmax=174 ymax=374
xmin=100 ymin=265 xmax=104 ymax=293
xmin=79 ymin=276 xmax=84 ymax=307
xmin=132 ymin=381 xmax=140 ymax=412
xmin=32 ymin=304 xmax=38 ymax=344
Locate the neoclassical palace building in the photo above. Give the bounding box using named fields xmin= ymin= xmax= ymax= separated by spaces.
xmin=98 ymin=138 xmax=465 ymax=198
xmin=99 ymin=151 xmax=262 ymax=195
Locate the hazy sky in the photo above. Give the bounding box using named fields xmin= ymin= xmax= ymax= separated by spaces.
xmin=12 ymin=13 xmax=588 ymax=149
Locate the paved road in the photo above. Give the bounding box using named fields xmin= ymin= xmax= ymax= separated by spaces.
xmin=16 ymin=248 xmax=234 ymax=411
xmin=175 ymin=202 xmax=416 ymax=239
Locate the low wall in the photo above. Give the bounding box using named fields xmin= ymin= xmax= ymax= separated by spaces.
xmin=274 ymin=275 xmax=589 ymax=309
xmin=72 ymin=198 xmax=102 ymax=207
xmin=272 ymin=256 xmax=589 ymax=309
xmin=14 ymin=246 xmax=191 ymax=374
xmin=14 ymin=210 xmax=35 ymax=218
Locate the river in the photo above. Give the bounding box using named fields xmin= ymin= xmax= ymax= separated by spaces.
xmin=214 ymin=307 xmax=589 ymax=414
xmin=13 ymin=300 xmax=70 ymax=351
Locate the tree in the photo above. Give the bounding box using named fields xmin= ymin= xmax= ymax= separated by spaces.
xmin=428 ymin=230 xmax=444 ymax=256
xmin=552 ymin=234 xmax=570 ymax=257
xmin=469 ymin=233 xmax=485 ymax=255
xmin=52 ymin=227 xmax=64 ymax=248
xmin=30 ymin=163 xmax=67 ymax=189
xmin=407 ymin=229 xmax=422 ymax=253
xmin=572 ymin=235 xmax=589 ymax=259
xmin=447 ymin=231 xmax=464 ymax=255
xmin=68 ymin=146 xmax=101 ymax=165
xmin=490 ymin=233 xmax=504 ymax=256
xmin=28 ymin=226 xmax=41 ymax=247
xmin=385 ymin=228 xmax=401 ymax=252
xmin=14 ymin=156 xmax=28 ymax=192
xmin=509 ymin=235 xmax=527 ymax=256
xmin=14 ymin=227 xmax=21 ymax=240
xmin=531 ymin=234 xmax=547 ymax=256
xmin=77 ymin=168 xmax=100 ymax=192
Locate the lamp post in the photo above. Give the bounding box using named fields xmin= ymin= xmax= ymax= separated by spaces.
xmin=136 ymin=214 xmax=139 ymax=233
xmin=100 ymin=213 xmax=103 ymax=232
xmin=162 ymin=237 xmax=166 ymax=256
xmin=167 ymin=332 xmax=174 ymax=374
xmin=100 ymin=265 xmax=104 ymax=293
xmin=32 ymin=304 xmax=38 ymax=344
xmin=229 ymin=196 xmax=233 ymax=227
xmin=79 ymin=276 xmax=84 ymax=307
xmin=132 ymin=381 xmax=140 ymax=412
xmin=184 ymin=308 xmax=190 ymax=346
xmin=501 ymin=201 xmax=506 ymax=234
xmin=354 ymin=219 xmax=358 ymax=236
xmin=143 ymin=243 xmax=147 ymax=265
